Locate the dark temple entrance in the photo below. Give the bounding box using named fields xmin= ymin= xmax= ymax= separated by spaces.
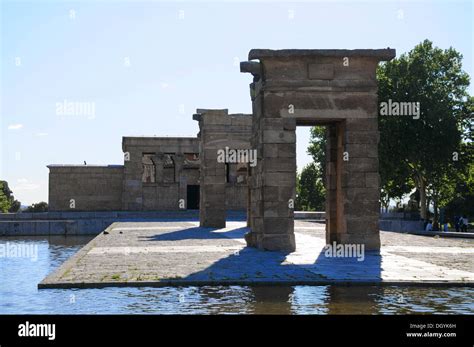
xmin=187 ymin=185 xmax=200 ymax=210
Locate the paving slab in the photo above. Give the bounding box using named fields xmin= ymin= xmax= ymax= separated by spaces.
xmin=39 ymin=220 xmax=474 ymax=288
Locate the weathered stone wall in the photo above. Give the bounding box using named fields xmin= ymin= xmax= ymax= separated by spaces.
xmin=245 ymin=87 xmax=297 ymax=252
xmin=226 ymin=185 xmax=248 ymax=210
xmin=339 ymin=118 xmax=381 ymax=249
xmin=142 ymin=185 xmax=179 ymax=210
xmin=48 ymin=165 xmax=124 ymax=211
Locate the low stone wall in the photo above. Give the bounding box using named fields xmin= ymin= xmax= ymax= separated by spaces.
xmin=294 ymin=211 xmax=325 ymax=220
xmin=379 ymin=211 xmax=424 ymax=232
xmin=379 ymin=219 xmax=424 ymax=232
xmin=0 ymin=220 xmax=111 ymax=236
xmin=0 ymin=210 xmax=426 ymax=235
xmin=380 ymin=212 xmax=420 ymax=220
xmin=0 ymin=210 xmax=246 ymax=236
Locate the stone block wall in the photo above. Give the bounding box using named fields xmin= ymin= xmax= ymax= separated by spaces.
xmin=340 ymin=118 xmax=381 ymax=249
xmin=226 ymin=185 xmax=248 ymax=210
xmin=245 ymin=95 xmax=297 ymax=252
xmin=48 ymin=165 xmax=124 ymax=211
xmin=142 ymin=184 xmax=180 ymax=210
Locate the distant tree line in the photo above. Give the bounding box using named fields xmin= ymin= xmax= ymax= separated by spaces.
xmin=25 ymin=202 xmax=49 ymax=212
xmin=0 ymin=180 xmax=48 ymax=213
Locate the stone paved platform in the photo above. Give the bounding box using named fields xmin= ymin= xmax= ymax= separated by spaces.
xmin=39 ymin=220 xmax=474 ymax=288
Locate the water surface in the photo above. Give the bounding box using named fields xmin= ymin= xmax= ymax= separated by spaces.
xmin=1 ymin=237 xmax=472 ymax=314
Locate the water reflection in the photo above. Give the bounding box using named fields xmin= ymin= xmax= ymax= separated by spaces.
xmin=250 ymin=286 xmax=293 ymax=314
xmin=291 ymin=286 xmax=328 ymax=314
xmin=325 ymin=286 xmax=382 ymax=314
xmin=0 ymin=237 xmax=473 ymax=314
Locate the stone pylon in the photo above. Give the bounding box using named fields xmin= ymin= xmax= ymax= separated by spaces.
xmin=241 ymin=49 xmax=395 ymax=252
xmin=194 ymin=109 xmax=252 ymax=228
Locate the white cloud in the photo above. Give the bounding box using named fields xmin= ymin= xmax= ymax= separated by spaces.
xmin=8 ymin=123 xmax=23 ymax=130
xmin=14 ymin=179 xmax=40 ymax=191
xmin=15 ymin=183 xmax=40 ymax=191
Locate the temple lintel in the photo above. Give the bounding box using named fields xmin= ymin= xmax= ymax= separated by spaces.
xmin=248 ymin=48 xmax=396 ymax=61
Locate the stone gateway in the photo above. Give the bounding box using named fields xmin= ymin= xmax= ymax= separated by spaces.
xmin=239 ymin=49 xmax=395 ymax=251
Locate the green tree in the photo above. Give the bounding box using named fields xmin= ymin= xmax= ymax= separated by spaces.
xmin=296 ymin=163 xmax=325 ymax=211
xmin=25 ymin=202 xmax=48 ymax=212
xmin=380 ymin=163 xmax=414 ymax=212
xmin=445 ymin=161 xmax=474 ymax=222
xmin=307 ymin=126 xmax=327 ymax=184
xmin=0 ymin=180 xmax=21 ymax=212
xmin=377 ymin=39 xmax=471 ymax=219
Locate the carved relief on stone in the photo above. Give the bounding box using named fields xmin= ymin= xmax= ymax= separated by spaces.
xmin=142 ymin=154 xmax=156 ymax=183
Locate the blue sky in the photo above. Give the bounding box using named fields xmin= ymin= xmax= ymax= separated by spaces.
xmin=1 ymin=0 xmax=472 ymax=205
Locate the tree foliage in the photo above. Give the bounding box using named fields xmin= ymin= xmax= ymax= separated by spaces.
xmin=296 ymin=163 xmax=325 ymax=211
xmin=25 ymin=202 xmax=48 ymax=212
xmin=0 ymin=180 xmax=21 ymax=213
xmin=377 ymin=39 xmax=471 ymax=219
xmin=307 ymin=126 xmax=327 ymax=184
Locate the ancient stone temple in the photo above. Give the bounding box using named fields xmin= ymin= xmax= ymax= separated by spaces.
xmin=48 ymin=48 xmax=395 ymax=253
xmin=240 ymin=49 xmax=395 ymax=251
xmin=48 ymin=135 xmax=249 ymax=212
xmin=48 ymin=137 xmax=199 ymax=211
